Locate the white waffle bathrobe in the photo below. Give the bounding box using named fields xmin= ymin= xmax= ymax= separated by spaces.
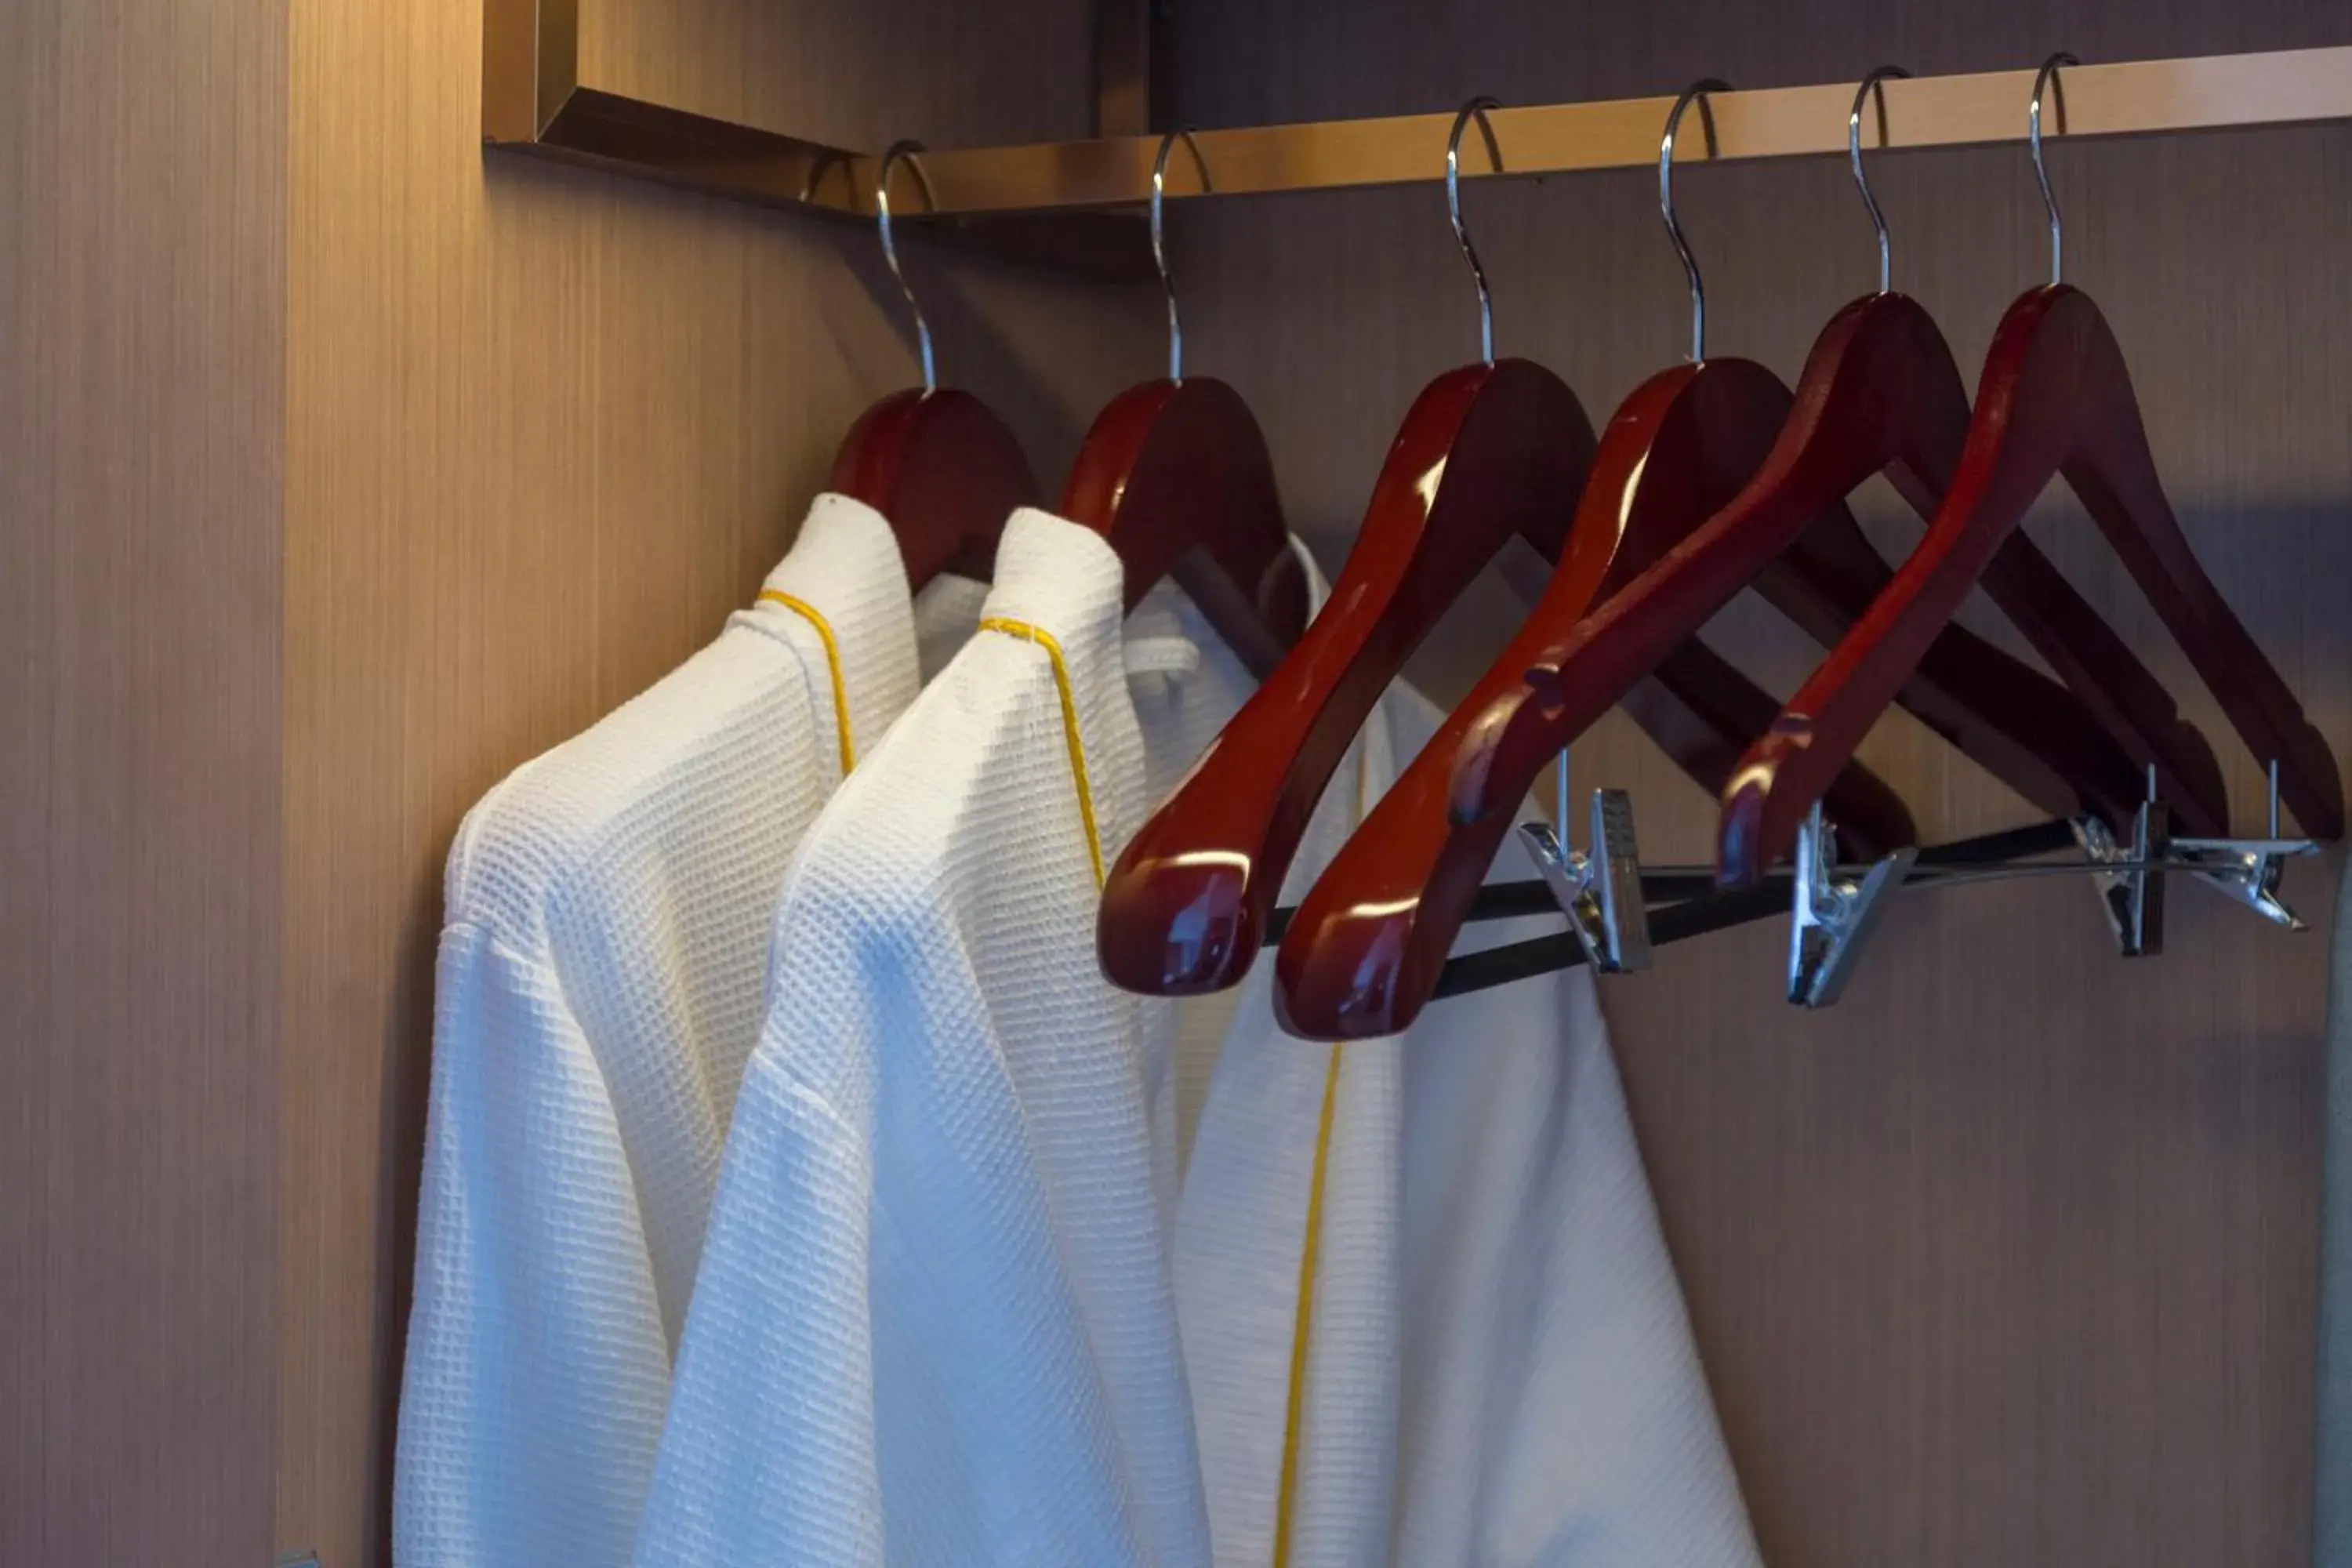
xmin=394 ymin=495 xmax=982 ymax=1568
xmin=634 ymin=510 xmax=1758 ymax=1568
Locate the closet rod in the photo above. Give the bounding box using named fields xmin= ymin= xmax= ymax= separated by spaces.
xmin=485 ymin=33 xmax=2352 ymax=262
xmin=889 ymin=47 xmax=2352 ymax=216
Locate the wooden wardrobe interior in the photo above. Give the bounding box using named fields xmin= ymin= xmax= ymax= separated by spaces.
xmin=4 ymin=0 xmax=2347 ymax=1564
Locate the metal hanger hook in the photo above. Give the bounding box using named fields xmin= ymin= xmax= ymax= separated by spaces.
xmin=875 ymin=140 xmax=942 ymax=391
xmin=797 ymin=149 xmax=855 ymax=207
xmin=2030 ymin=53 xmax=2077 ymax=286
xmin=1848 ymin=66 xmax=1910 ymax=294
xmin=1446 ymin=96 xmax=1505 ymax=365
xmin=1151 ymin=129 xmax=1210 ymax=383
xmin=1661 ymin=78 xmax=1730 ymax=362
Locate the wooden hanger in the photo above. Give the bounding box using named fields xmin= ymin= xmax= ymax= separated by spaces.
xmin=829 ymin=142 xmax=1038 ymax=588
xmin=1635 ymin=640 xmax=1915 ymax=863
xmin=1444 ymin=71 xmax=2210 ymax=841
xmin=1712 ymin=58 xmax=2341 ymax=880
xmin=1272 ymin=79 xmax=2136 ymax=1039
xmin=1270 ymin=348 xmax=1995 ymax=1039
xmin=1506 ymin=355 xmax=1926 ymax=860
xmin=830 ymin=390 xmax=1036 ymax=587
xmin=1094 ymin=352 xmax=1592 ymax=996
xmin=1095 ymin=99 xmax=1908 ymax=999
xmin=1442 ymin=303 xmax=2212 ymax=848
xmin=1062 ymin=378 xmax=1311 ymax=677
xmin=1058 ymin=132 xmax=1312 ymax=677
xmin=1717 ymin=278 xmax=2343 ymax=878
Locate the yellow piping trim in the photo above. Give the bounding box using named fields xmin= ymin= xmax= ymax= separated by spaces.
xmin=759 ymin=590 xmax=856 ymax=775
xmin=1272 ymin=741 xmax=1372 ymax=1568
xmin=1274 ymin=1042 xmax=1343 ymax=1568
xmin=977 ymin=616 xmax=1105 ymax=887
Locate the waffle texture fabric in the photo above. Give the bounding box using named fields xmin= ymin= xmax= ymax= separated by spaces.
xmin=395 ymin=494 xmax=981 ymax=1568
xmin=1178 ymin=684 xmax=1761 ymax=1566
xmin=2320 ymin=855 xmax=2351 ymax=1568
xmin=633 ymin=509 xmax=1293 ymax=1568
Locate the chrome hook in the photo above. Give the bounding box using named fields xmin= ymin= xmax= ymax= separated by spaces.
xmin=1661 ymin=78 xmax=1730 ymax=362
xmin=798 ymin=149 xmax=855 ymax=207
xmin=1848 ymin=66 xmax=1911 ymax=294
xmin=1446 ymin=96 xmax=1505 ymax=365
xmin=875 ymin=140 xmax=941 ymax=392
xmin=1151 ymin=129 xmax=1210 ymax=383
xmin=2030 ymin=53 xmax=2077 ymax=286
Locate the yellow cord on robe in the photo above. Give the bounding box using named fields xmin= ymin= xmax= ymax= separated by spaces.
xmin=977 ymin=616 xmax=1105 ymax=888
xmin=1274 ymin=1042 xmax=1344 ymax=1568
xmin=1272 ymin=742 xmax=1371 ymax=1568
xmin=758 ymin=590 xmax=856 ymax=775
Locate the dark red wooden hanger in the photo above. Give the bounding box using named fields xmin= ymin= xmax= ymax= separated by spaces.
xmin=1096 ymin=342 xmax=1957 ymax=985
xmin=1700 ymin=56 xmax=2338 ymax=878
xmin=1059 ymin=133 xmax=1312 ymax=675
xmin=1270 ymin=76 xmax=2197 ymax=1040
xmin=1094 ymin=354 xmax=1597 ymax=996
xmin=1089 ymin=352 xmax=1940 ymax=998
xmin=1271 ymin=348 xmax=2085 ymax=1040
xmin=1635 ymin=641 xmax=1915 ymax=859
xmin=1099 ymin=99 xmax=1918 ymax=1001
xmin=1443 ymin=288 xmax=2217 ymax=840
xmin=830 ymin=140 xmax=1038 ymax=587
xmin=1714 ymin=281 xmax=2343 ymax=881
xmin=1504 ymin=357 xmax=1928 ymax=859
xmin=1444 ymin=67 xmax=2223 ymax=849
xmin=1636 ymin=643 xmax=1915 ymax=862
xmin=829 ymin=387 xmax=1036 ymax=587
xmin=1060 ymin=376 xmax=1311 ymax=678
xmin=1096 ymin=102 xmax=1602 ymax=998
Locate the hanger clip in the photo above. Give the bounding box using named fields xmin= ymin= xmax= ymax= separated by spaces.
xmin=1788 ymin=804 xmax=1916 ymax=1007
xmin=2071 ymin=793 xmax=2169 ymax=957
xmin=1519 ymin=787 xmax=1652 ymax=975
xmin=2173 ymin=837 xmax=2311 ymax=929
xmin=2174 ymin=768 xmax=2314 ymax=929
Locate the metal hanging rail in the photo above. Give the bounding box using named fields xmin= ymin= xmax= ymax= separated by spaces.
xmin=900 ymin=47 xmax=2352 ymax=214
xmin=481 ymin=15 xmax=2352 ymax=274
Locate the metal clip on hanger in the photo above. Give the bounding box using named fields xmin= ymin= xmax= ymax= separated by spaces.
xmin=1783 ymin=753 xmax=2315 ymax=1004
xmin=1787 ymin=802 xmax=1918 ymax=1006
xmin=2169 ymin=760 xmax=2312 ymax=930
xmin=1519 ymin=753 xmax=1651 ymax=975
xmin=829 ymin=141 xmax=1039 ymax=586
xmin=2071 ymin=765 xmax=2172 ymax=955
xmin=2068 ymin=760 xmax=2315 ymax=955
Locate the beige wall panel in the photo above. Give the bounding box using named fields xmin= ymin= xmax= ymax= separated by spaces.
xmin=0 ymin=0 xmax=289 ymax=1563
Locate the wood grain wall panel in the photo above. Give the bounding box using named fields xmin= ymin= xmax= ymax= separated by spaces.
xmin=1166 ymin=4 xmax=2352 ymax=1566
xmin=0 ymin=0 xmax=288 ymax=1563
xmin=579 ymin=0 xmax=1100 ymax=150
xmin=278 ymin=2 xmax=1155 ymax=1563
